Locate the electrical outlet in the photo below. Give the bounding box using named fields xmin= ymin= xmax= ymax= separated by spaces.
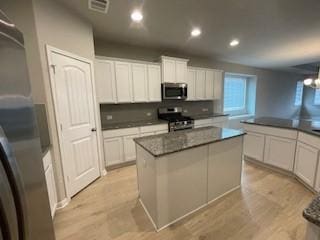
xmin=146 ymin=112 xmax=152 ymax=116
xmin=106 ymin=115 xmax=113 ymax=120
xmin=202 ymin=108 xmax=209 ymax=112
xmin=183 ymin=109 xmax=188 ymax=113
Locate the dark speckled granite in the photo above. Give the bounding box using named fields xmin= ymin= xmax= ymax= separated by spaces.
xmin=303 ymin=195 xmax=320 ymax=227
xmin=134 ymin=126 xmax=245 ymax=157
xmin=242 ymin=117 xmax=320 ymax=137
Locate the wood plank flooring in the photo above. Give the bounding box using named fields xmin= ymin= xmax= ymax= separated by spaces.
xmin=54 ymin=161 xmax=315 ymax=240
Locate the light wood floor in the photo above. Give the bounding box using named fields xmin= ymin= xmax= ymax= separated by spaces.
xmin=54 ymin=161 xmax=314 ymax=240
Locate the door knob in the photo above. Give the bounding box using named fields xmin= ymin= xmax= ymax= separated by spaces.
xmin=91 ymin=128 xmax=97 ymax=132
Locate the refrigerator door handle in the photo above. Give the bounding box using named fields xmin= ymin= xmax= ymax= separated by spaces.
xmin=0 ymin=127 xmax=28 ymax=240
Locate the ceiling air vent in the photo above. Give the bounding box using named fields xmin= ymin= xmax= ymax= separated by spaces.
xmin=88 ymin=0 xmax=109 ymax=14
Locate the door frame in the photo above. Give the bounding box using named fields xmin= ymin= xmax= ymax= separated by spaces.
xmin=46 ymin=45 xmax=106 ymax=199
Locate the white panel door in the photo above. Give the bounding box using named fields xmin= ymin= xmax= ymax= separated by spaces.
xmin=176 ymin=61 xmax=187 ymax=83
xmin=147 ymin=65 xmax=161 ymax=102
xmin=243 ymin=132 xmax=265 ymax=162
xmin=295 ymin=142 xmax=318 ymax=187
xmin=104 ymin=137 xmax=123 ymax=166
xmin=196 ymin=70 xmax=206 ymax=100
xmin=205 ymin=70 xmax=214 ymax=99
xmin=162 ymin=58 xmax=176 ymax=83
xmin=213 ymin=70 xmax=223 ymax=99
xmin=115 ymin=61 xmax=133 ymax=103
xmin=132 ymin=63 xmax=148 ymax=102
xmin=51 ymin=52 xmax=100 ymax=197
xmin=264 ymin=135 xmax=296 ymax=171
xmin=187 ymin=69 xmax=196 ymax=101
xmin=123 ymin=134 xmax=139 ymax=162
xmin=94 ymin=59 xmax=117 ymax=103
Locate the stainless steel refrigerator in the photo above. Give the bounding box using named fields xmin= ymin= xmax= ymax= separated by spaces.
xmin=0 ymin=10 xmax=55 ymax=240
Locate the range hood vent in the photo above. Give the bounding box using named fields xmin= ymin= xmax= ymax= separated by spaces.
xmin=88 ymin=0 xmax=109 ymax=14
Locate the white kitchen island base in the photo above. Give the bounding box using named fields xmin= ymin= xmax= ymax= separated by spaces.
xmin=135 ymin=129 xmax=244 ymax=231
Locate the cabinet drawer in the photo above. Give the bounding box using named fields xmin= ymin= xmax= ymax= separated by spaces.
xmin=140 ymin=124 xmax=168 ymax=133
xmin=298 ymin=132 xmax=320 ymax=149
xmin=103 ymin=127 xmax=139 ymax=138
xmin=243 ymin=124 xmax=297 ymax=139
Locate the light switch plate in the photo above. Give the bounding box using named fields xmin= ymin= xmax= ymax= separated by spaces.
xmin=106 ymin=115 xmax=113 ymax=120
xmin=202 ymin=108 xmax=209 ymax=112
xmin=146 ymin=112 xmax=152 ymax=116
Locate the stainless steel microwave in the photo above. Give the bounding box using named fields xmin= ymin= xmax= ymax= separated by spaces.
xmin=161 ymin=83 xmax=188 ymax=100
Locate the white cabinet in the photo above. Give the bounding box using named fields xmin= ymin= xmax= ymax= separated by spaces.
xmin=194 ymin=117 xmax=228 ymax=129
xmin=132 ymin=63 xmax=148 ymax=102
xmin=147 ymin=65 xmax=161 ymax=102
xmin=195 ymin=69 xmax=206 ymax=100
xmin=161 ymin=56 xmax=188 ymax=83
xmin=213 ymin=70 xmax=223 ymax=99
xmin=243 ymin=132 xmax=265 ymax=162
xmin=187 ymin=68 xmax=196 ymax=101
xmin=103 ymin=137 xmax=123 ymax=166
xmin=123 ymin=134 xmax=140 ymax=162
xmin=94 ymin=59 xmax=117 ymax=103
xmin=42 ymin=150 xmax=57 ymax=218
xmin=205 ymin=70 xmax=214 ymax=99
xmin=264 ymin=135 xmax=296 ymax=171
xmin=115 ymin=61 xmax=133 ymax=103
xmin=295 ymin=142 xmax=319 ymax=187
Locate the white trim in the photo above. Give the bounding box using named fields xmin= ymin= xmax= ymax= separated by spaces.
xmin=46 ymin=45 xmax=105 ymax=199
xmin=56 ymin=197 xmax=71 ymax=210
xmin=95 ymin=55 xmax=161 ymax=66
xmin=140 ymin=186 xmax=240 ymax=232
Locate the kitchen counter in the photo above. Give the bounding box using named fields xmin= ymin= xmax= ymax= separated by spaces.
xmin=242 ymin=117 xmax=320 ymax=137
xmin=187 ymin=113 xmax=229 ymax=120
xmin=101 ymin=119 xmax=168 ymax=131
xmin=134 ymin=126 xmax=245 ymax=157
xmin=304 ymin=195 xmax=320 ymax=227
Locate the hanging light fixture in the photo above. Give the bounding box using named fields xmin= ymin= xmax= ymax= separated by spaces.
xmin=304 ymin=67 xmax=320 ymax=89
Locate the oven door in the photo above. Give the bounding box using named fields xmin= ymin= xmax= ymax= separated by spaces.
xmin=162 ymin=83 xmax=187 ymax=100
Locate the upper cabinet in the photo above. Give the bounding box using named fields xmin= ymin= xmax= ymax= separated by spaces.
xmin=95 ymin=57 xmax=161 ymax=103
xmin=186 ymin=68 xmax=196 ymax=101
xmin=161 ymin=56 xmax=188 ymax=83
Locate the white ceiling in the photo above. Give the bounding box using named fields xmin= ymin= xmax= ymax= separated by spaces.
xmin=57 ymin=0 xmax=320 ymax=69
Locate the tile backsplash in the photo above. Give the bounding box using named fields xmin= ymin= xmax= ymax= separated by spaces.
xmin=100 ymin=100 xmax=215 ymax=125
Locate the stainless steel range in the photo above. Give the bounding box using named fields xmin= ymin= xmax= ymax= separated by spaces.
xmin=158 ymin=107 xmax=194 ymax=132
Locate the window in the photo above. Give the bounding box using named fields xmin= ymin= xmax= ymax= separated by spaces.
xmin=294 ymin=81 xmax=304 ymax=106
xmin=314 ymin=89 xmax=320 ymax=105
xmin=223 ymin=73 xmax=257 ymax=117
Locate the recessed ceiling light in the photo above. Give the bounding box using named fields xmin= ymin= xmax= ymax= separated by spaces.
xmin=131 ymin=10 xmax=143 ymax=22
xmin=230 ymin=39 xmax=239 ymax=47
xmin=191 ymin=28 xmax=201 ymax=37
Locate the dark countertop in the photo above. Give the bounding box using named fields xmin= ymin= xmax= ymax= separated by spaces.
xmin=303 ymin=195 xmax=320 ymax=227
xmin=242 ymin=117 xmax=320 ymax=137
xmin=187 ymin=113 xmax=229 ymax=120
xmin=101 ymin=119 xmax=168 ymax=131
xmin=134 ymin=126 xmax=245 ymax=157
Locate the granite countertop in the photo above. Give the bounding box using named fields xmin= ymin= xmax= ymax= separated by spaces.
xmin=303 ymin=195 xmax=320 ymax=227
xmin=242 ymin=117 xmax=320 ymax=137
xmin=134 ymin=126 xmax=245 ymax=157
xmin=102 ymin=119 xmax=168 ymax=131
xmin=187 ymin=113 xmax=229 ymax=120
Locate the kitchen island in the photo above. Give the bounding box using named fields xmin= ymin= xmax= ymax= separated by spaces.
xmin=134 ymin=126 xmax=245 ymax=231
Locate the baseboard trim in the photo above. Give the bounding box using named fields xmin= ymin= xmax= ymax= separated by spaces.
xmin=101 ymin=168 xmax=107 ymax=176
xmin=139 ymin=186 xmax=240 ymax=232
xmin=56 ymin=198 xmax=70 ymax=210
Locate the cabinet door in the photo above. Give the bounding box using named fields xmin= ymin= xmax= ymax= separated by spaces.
xmin=147 ymin=65 xmax=161 ymax=102
xmin=243 ymin=132 xmax=265 ymax=162
xmin=94 ymin=60 xmax=117 ymax=103
xmin=176 ymin=61 xmax=187 ymax=83
xmin=295 ymin=142 xmax=318 ymax=187
xmin=264 ymin=135 xmax=296 ymax=171
xmin=162 ymin=58 xmax=176 ymax=83
xmin=45 ymin=164 xmax=57 ymax=217
xmin=115 ymin=61 xmax=132 ymax=103
xmin=132 ymin=63 xmax=148 ymax=102
xmin=123 ymin=134 xmax=139 ymax=162
xmin=213 ymin=70 xmax=223 ymax=99
xmin=196 ymin=69 xmax=206 ymax=99
xmin=104 ymin=137 xmax=123 ymax=166
xmin=187 ymin=69 xmax=196 ymax=101
xmin=205 ymin=70 xmax=214 ymax=99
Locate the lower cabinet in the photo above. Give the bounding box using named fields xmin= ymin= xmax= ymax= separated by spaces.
xmin=295 ymin=142 xmax=319 ymax=187
xmin=243 ymin=132 xmax=265 ymax=162
xmin=103 ymin=137 xmax=124 ymax=166
xmin=264 ymin=135 xmax=296 ymax=171
xmin=123 ymin=134 xmax=140 ymax=162
xmin=43 ymin=150 xmax=57 ymax=218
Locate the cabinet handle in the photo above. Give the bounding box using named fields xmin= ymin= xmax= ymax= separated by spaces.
xmin=91 ymin=128 xmax=97 ymax=132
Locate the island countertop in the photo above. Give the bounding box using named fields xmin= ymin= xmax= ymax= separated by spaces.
xmin=134 ymin=126 xmax=245 ymax=157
